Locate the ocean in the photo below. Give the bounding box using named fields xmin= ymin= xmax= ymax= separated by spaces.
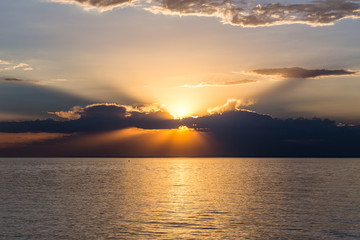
xmin=0 ymin=158 xmax=359 ymax=239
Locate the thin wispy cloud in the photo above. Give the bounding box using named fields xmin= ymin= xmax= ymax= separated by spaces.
xmin=11 ymin=63 xmax=32 ymax=71
xmin=0 ymin=59 xmax=10 ymax=65
xmin=0 ymin=77 xmax=48 ymax=85
xmin=0 ymin=76 xmax=73 ymax=85
xmin=0 ymin=61 xmax=32 ymax=72
xmin=1 ymin=78 xmax=25 ymax=82
xmin=249 ymin=67 xmax=358 ymax=79
xmin=49 ymin=0 xmax=360 ymax=27
xmin=184 ymin=79 xmax=257 ymax=88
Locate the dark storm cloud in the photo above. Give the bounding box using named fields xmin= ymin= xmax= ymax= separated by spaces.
xmin=250 ymin=67 xmax=357 ymax=79
xmin=1 ymin=103 xmax=360 ymax=156
xmin=51 ymin=0 xmax=360 ymax=27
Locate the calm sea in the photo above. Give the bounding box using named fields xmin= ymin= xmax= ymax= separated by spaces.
xmin=0 ymin=158 xmax=359 ymax=239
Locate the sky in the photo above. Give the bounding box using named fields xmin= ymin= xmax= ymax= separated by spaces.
xmin=1 ymin=0 xmax=360 ymax=156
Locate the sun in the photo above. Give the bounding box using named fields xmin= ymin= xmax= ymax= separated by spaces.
xmin=169 ymin=105 xmax=192 ymax=119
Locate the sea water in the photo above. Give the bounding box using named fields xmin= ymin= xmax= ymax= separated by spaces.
xmin=0 ymin=158 xmax=359 ymax=239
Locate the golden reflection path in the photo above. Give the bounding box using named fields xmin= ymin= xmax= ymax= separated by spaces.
xmin=108 ymin=158 xmax=265 ymax=239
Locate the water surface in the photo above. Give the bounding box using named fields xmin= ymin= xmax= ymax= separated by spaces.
xmin=0 ymin=158 xmax=359 ymax=239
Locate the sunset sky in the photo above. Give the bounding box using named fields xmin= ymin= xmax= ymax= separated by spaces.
xmin=1 ymin=0 xmax=360 ymax=156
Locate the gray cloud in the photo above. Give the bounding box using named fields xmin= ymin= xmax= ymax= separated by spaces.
xmin=50 ymin=0 xmax=360 ymax=27
xmin=49 ymin=103 xmax=166 ymax=120
xmin=249 ymin=67 xmax=357 ymax=79
xmin=0 ymin=103 xmax=177 ymax=133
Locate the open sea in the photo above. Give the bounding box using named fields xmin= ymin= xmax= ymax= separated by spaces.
xmin=0 ymin=158 xmax=359 ymax=239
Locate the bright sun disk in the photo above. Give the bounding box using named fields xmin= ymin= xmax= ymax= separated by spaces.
xmin=169 ymin=105 xmax=191 ymax=119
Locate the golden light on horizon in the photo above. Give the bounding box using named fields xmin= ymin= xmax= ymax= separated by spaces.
xmin=62 ymin=127 xmax=217 ymax=156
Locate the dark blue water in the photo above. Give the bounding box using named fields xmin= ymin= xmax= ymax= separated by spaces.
xmin=1 ymin=158 xmax=359 ymax=239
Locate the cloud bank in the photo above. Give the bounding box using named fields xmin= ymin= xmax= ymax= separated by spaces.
xmin=1 ymin=102 xmax=360 ymax=156
xmin=249 ymin=67 xmax=357 ymax=79
xmin=50 ymin=0 xmax=360 ymax=27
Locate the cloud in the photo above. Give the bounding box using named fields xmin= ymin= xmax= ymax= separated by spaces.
xmin=12 ymin=63 xmax=31 ymax=70
xmin=0 ymin=103 xmax=176 ymax=133
xmin=2 ymin=103 xmax=360 ymax=156
xmin=49 ymin=0 xmax=360 ymax=27
xmin=49 ymin=0 xmax=134 ymax=11
xmin=1 ymin=78 xmax=25 ymax=82
xmin=49 ymin=105 xmax=84 ymax=120
xmin=0 ymin=77 xmax=54 ymax=85
xmin=184 ymin=79 xmax=257 ymax=88
xmin=49 ymin=103 xmax=167 ymax=120
xmin=0 ymin=61 xmax=32 ymax=72
xmin=207 ymin=99 xmax=255 ymax=114
xmin=0 ymin=60 xmax=10 ymax=65
xmin=182 ymin=110 xmax=360 ymax=156
xmin=249 ymin=67 xmax=357 ymax=79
